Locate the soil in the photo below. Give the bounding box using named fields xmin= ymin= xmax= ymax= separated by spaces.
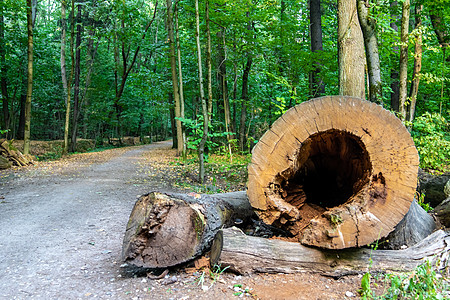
xmin=0 ymin=141 xmax=364 ymax=300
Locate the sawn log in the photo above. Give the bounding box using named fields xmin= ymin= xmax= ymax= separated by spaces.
xmin=211 ymin=227 xmax=450 ymax=276
xmin=122 ymin=191 xmax=255 ymax=268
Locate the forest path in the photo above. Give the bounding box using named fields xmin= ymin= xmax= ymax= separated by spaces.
xmin=0 ymin=141 xmax=179 ymax=299
xmin=0 ymin=141 xmax=361 ymax=300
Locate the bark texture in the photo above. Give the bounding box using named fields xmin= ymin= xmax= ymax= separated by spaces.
xmin=338 ymin=0 xmax=365 ymax=99
xmin=309 ymin=0 xmax=325 ymax=97
xmin=247 ymin=96 xmax=419 ymax=249
xmin=122 ymin=191 xmax=255 ymax=268
xmin=398 ymin=0 xmax=410 ymax=119
xmin=212 ymin=227 xmax=449 ymax=276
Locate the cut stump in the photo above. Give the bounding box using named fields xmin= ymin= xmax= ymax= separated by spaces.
xmin=247 ymin=96 xmax=419 ymax=249
xmin=122 ymin=191 xmax=255 ymax=268
xmin=211 ymin=227 xmax=450 ymax=276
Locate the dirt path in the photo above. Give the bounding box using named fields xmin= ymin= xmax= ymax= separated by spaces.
xmin=0 ymin=141 xmax=362 ymax=300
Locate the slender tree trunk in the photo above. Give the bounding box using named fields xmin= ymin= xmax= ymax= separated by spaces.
xmin=390 ymin=1 xmax=400 ymax=112
xmin=195 ymin=0 xmax=207 ymax=183
xmin=169 ymin=92 xmax=177 ymax=148
xmin=337 ymin=0 xmax=365 ymax=98
xmin=206 ymin=0 xmax=213 ymax=118
xmin=175 ymin=4 xmax=186 ymax=157
xmin=309 ymin=0 xmax=325 ymax=97
xmin=407 ymin=4 xmax=423 ymax=123
xmin=357 ymin=0 xmax=382 ymax=105
xmin=166 ymin=0 xmax=184 ymax=157
xmin=239 ymin=55 xmax=252 ymax=152
xmin=0 ymin=5 xmax=10 ymax=135
xmin=24 ymin=0 xmax=34 ymax=155
xmin=218 ymin=28 xmax=233 ymax=150
xmin=70 ymin=3 xmax=82 ymax=153
xmin=399 ymin=0 xmax=410 ymax=120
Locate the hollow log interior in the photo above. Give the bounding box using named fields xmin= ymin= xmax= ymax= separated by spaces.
xmin=276 ymin=129 xmax=372 ymax=215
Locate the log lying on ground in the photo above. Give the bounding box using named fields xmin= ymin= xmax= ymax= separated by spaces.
xmin=0 ymin=140 xmax=33 ymax=168
xmin=382 ymin=199 xmax=436 ymax=250
xmin=247 ymin=96 xmax=419 ymax=249
xmin=122 ymin=191 xmax=255 ymax=268
xmin=418 ymin=169 xmax=450 ymax=207
xmin=435 ymin=197 xmax=450 ymax=227
xmin=211 ymin=227 xmax=450 ymax=276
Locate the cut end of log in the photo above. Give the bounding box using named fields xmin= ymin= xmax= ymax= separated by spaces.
xmin=248 ymin=96 xmax=419 ymax=249
xmin=122 ymin=192 xmax=205 ymax=268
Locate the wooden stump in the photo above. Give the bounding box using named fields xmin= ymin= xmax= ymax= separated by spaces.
xmin=122 ymin=191 xmax=255 ymax=268
xmin=211 ymin=227 xmax=450 ymax=276
xmin=247 ymin=96 xmax=419 ymax=249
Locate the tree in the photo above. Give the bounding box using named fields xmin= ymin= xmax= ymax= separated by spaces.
xmin=390 ymin=1 xmax=400 ymax=111
xmin=398 ymin=0 xmax=410 ymax=120
xmin=166 ymin=0 xmax=184 ymax=157
xmin=0 ymin=2 xmax=9 ymax=135
xmin=309 ymin=0 xmax=325 ymax=97
xmin=337 ymin=0 xmax=365 ymax=98
xmin=23 ymin=0 xmax=36 ymax=155
xmin=357 ymin=0 xmax=382 ymax=104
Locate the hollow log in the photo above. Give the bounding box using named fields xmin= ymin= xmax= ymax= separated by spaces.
xmin=211 ymin=227 xmax=450 ymax=276
xmin=247 ymin=96 xmax=419 ymax=249
xmin=122 ymin=191 xmax=255 ymax=268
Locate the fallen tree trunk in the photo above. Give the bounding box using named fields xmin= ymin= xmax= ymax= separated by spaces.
xmin=248 ymin=96 xmax=419 ymax=249
xmin=122 ymin=191 xmax=255 ymax=268
xmin=211 ymin=227 xmax=450 ymax=276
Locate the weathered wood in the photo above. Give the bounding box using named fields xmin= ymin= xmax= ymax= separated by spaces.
xmin=122 ymin=191 xmax=255 ymax=268
xmin=382 ymin=199 xmax=436 ymax=250
xmin=0 ymin=140 xmax=32 ymax=167
xmin=434 ymin=197 xmax=450 ymax=227
xmin=248 ymin=96 xmax=419 ymax=249
xmin=212 ymin=227 xmax=450 ymax=276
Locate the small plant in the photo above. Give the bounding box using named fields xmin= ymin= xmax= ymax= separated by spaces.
xmin=417 ymin=191 xmax=432 ymax=212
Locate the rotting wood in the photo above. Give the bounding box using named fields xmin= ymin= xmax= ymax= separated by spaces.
xmin=0 ymin=139 xmax=33 ymax=168
xmin=212 ymin=227 xmax=450 ymax=276
xmin=247 ymin=96 xmax=419 ymax=249
xmin=122 ymin=191 xmax=255 ymax=268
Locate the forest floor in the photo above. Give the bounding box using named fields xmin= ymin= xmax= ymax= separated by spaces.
xmin=0 ymin=141 xmax=367 ymax=300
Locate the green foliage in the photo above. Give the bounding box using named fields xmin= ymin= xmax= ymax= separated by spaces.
xmin=411 ymin=112 xmax=450 ymax=172
xmin=417 ymin=192 xmax=432 ymax=212
xmin=360 ymin=260 xmax=449 ymax=299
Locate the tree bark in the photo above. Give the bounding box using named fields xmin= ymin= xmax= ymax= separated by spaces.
xmin=24 ymin=0 xmax=35 ymax=155
xmin=166 ymin=0 xmax=184 ymax=157
xmin=70 ymin=2 xmax=82 ymax=153
xmin=407 ymin=4 xmax=423 ymax=123
xmin=195 ymin=0 xmax=208 ymax=183
xmin=174 ymin=4 xmax=186 ymax=157
xmin=247 ymin=96 xmax=419 ymax=249
xmin=357 ymin=0 xmax=382 ymax=104
xmin=338 ymin=0 xmax=365 ymax=99
xmin=398 ymin=0 xmax=410 ymax=120
xmin=212 ymin=227 xmax=449 ymax=275
xmin=0 ymin=5 xmax=10 ymax=135
xmin=122 ymin=191 xmax=255 ymax=268
xmin=390 ymin=1 xmax=400 ymax=112
xmin=309 ymin=0 xmax=325 ymax=97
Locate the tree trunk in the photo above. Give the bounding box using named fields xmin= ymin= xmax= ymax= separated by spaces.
xmin=175 ymin=5 xmax=186 ymax=157
xmin=212 ymin=227 xmax=449 ymax=275
xmin=239 ymin=55 xmax=252 ymax=153
xmin=247 ymin=96 xmax=419 ymax=249
xmin=407 ymin=4 xmax=423 ymax=123
xmin=122 ymin=191 xmax=255 ymax=268
xmin=195 ymin=0 xmax=208 ymax=183
xmin=24 ymin=0 xmax=35 ymax=155
xmin=390 ymin=1 xmax=400 ymax=111
xmin=398 ymin=0 xmax=410 ymax=120
xmin=357 ymin=0 xmax=382 ymax=104
xmin=309 ymin=0 xmax=325 ymax=97
xmin=166 ymin=0 xmax=184 ymax=157
xmin=338 ymin=0 xmax=365 ymax=99
xmin=70 ymin=3 xmax=82 ymax=153
xmin=206 ymin=0 xmax=213 ymax=118
xmin=0 ymin=5 xmax=10 ymax=135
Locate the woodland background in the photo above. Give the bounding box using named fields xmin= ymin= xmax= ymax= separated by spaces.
xmin=0 ymin=0 xmax=449 ymax=177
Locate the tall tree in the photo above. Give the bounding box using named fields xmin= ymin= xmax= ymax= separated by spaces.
xmin=0 ymin=2 xmax=9 ymax=135
xmin=357 ymin=0 xmax=382 ymax=104
xmin=166 ymin=0 xmax=184 ymax=157
xmin=398 ymin=0 xmax=410 ymax=120
xmin=309 ymin=0 xmax=325 ymax=97
xmin=338 ymin=0 xmax=365 ymax=98
xmin=195 ymin=0 xmax=208 ymax=183
xmin=407 ymin=3 xmax=423 ymax=123
xmin=174 ymin=3 xmax=186 ymax=157
xmin=24 ymin=0 xmax=36 ymax=155
xmin=390 ymin=1 xmax=400 ymax=111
